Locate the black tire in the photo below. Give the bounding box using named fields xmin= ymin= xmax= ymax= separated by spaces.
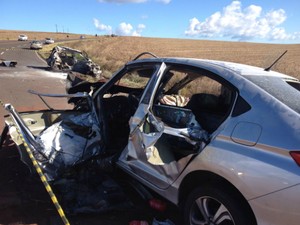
xmin=184 ymin=186 xmax=255 ymax=225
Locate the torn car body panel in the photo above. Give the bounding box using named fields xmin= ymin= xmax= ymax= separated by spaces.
xmin=0 ymin=59 xmax=17 ymax=67
xmin=3 ymin=95 xmax=104 ymax=181
xmin=2 ymin=104 xmax=132 ymax=215
xmin=118 ymin=62 xmax=208 ymax=188
xmin=120 ymin=108 xmax=200 ymax=189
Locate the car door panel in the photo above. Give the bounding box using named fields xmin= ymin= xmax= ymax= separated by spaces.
xmin=119 ymin=63 xmax=207 ymax=189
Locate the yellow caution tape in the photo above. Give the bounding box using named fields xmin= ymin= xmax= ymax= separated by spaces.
xmin=0 ymin=100 xmax=70 ymax=225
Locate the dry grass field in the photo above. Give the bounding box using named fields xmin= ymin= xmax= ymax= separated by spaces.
xmin=0 ymin=29 xmax=93 ymax=41
xmin=51 ymin=36 xmax=300 ymax=79
xmin=0 ymin=30 xmax=300 ymax=224
xmin=2 ymin=30 xmax=299 ymax=79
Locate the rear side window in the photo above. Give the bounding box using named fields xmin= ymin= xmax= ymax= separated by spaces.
xmin=153 ymin=68 xmax=235 ymax=133
xmin=245 ymin=76 xmax=300 ymax=114
xmin=287 ymin=80 xmax=300 ymax=91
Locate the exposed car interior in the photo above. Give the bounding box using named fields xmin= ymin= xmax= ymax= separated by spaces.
xmin=148 ymin=68 xmax=235 ymax=163
xmin=153 ymin=69 xmax=234 ymax=134
xmin=95 ymin=64 xmax=235 ymax=163
xmin=95 ymin=67 xmax=153 ymax=154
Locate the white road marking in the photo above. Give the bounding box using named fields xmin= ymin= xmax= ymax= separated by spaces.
xmin=0 ymin=69 xmax=67 ymax=79
xmin=0 ymin=52 xmax=4 ymax=55
xmin=34 ymin=51 xmax=47 ymax=64
xmin=43 ymin=71 xmax=68 ymax=79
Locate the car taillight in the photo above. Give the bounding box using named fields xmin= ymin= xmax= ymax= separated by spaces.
xmin=290 ymin=151 xmax=300 ymax=166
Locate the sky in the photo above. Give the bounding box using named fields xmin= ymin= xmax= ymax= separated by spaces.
xmin=1 ymin=0 xmax=300 ymax=43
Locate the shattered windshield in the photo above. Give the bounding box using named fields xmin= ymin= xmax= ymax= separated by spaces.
xmin=245 ymin=75 xmax=300 ymax=114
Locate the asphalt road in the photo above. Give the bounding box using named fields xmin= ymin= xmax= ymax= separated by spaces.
xmin=0 ymin=40 xmax=69 ymax=131
xmin=0 ymin=41 xmax=181 ymax=225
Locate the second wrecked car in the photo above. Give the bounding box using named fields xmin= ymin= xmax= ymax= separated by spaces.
xmin=2 ymin=52 xmax=300 ymax=225
xmin=46 ymin=46 xmax=101 ymax=78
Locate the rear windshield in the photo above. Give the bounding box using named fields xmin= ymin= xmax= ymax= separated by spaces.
xmin=245 ymin=75 xmax=300 ymax=114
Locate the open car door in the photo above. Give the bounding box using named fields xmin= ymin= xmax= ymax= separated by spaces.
xmin=118 ymin=63 xmax=209 ymax=189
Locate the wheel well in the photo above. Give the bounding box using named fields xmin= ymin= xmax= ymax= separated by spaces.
xmin=178 ymin=170 xmax=257 ymax=225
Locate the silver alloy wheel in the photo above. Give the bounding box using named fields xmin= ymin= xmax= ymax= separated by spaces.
xmin=189 ymin=196 xmax=235 ymax=225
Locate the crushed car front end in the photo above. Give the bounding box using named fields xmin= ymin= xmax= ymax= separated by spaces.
xmin=1 ymin=91 xmax=104 ymax=181
xmin=0 ymin=90 xmax=134 ymax=214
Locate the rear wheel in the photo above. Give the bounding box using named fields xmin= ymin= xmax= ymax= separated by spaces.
xmin=184 ymin=186 xmax=255 ymax=225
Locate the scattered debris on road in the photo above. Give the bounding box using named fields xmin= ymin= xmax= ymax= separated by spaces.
xmin=0 ymin=59 xmax=17 ymax=67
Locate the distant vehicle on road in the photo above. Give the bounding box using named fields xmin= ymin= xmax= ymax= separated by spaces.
xmin=80 ymin=35 xmax=85 ymax=39
xmin=18 ymin=34 xmax=28 ymax=41
xmin=45 ymin=38 xmax=54 ymax=44
xmin=30 ymin=41 xmax=43 ymax=50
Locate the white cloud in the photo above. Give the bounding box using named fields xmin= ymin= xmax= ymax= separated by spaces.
xmin=134 ymin=24 xmax=146 ymax=36
xmin=155 ymin=0 xmax=171 ymax=4
xmin=94 ymin=18 xmax=146 ymax=36
xmin=185 ymin=1 xmax=299 ymax=41
xmin=98 ymin=0 xmax=171 ymax=3
xmin=116 ymin=22 xmax=134 ymax=36
xmin=93 ymin=19 xmax=112 ymax=34
xmin=116 ymin=22 xmax=146 ymax=36
xmin=185 ymin=17 xmax=202 ymax=36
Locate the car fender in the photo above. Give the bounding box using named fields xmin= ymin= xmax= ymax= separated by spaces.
xmin=175 ymin=131 xmax=300 ymax=201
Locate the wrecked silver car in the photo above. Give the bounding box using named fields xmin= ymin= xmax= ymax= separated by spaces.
xmin=46 ymin=46 xmax=101 ymax=78
xmin=2 ymin=52 xmax=300 ymax=225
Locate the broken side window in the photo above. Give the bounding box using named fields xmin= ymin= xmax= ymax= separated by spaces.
xmin=147 ymin=68 xmax=234 ymax=165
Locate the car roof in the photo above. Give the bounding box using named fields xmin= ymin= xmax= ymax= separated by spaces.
xmin=127 ymin=56 xmax=300 ymax=114
xmin=128 ymin=57 xmax=296 ymax=81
